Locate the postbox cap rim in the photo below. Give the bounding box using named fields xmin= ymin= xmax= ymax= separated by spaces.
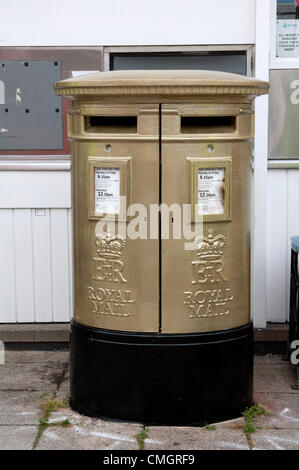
xmin=54 ymin=69 xmax=269 ymax=97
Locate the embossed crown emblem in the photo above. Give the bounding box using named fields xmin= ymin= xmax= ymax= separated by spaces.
xmin=94 ymin=233 xmax=126 ymax=259
xmin=194 ymin=229 xmax=226 ymax=261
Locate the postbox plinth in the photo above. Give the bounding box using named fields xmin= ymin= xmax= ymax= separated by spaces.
xmin=70 ymin=321 xmax=253 ymax=425
xmin=55 ymin=70 xmax=268 ymax=425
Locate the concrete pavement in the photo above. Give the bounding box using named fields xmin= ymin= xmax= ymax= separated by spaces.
xmin=0 ymin=349 xmax=299 ymax=450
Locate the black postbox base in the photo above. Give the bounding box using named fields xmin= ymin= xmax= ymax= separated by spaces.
xmin=70 ymin=320 xmax=253 ymax=426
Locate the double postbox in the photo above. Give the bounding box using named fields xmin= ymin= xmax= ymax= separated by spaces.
xmin=55 ymin=71 xmax=268 ymax=425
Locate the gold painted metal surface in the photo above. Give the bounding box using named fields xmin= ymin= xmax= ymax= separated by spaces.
xmin=55 ymin=70 xmax=269 ymax=97
xmin=55 ymin=70 xmax=268 ymax=334
xmin=161 ymin=103 xmax=252 ymax=333
xmin=71 ymin=103 xmax=160 ymax=332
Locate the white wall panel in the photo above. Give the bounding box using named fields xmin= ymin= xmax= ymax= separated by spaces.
xmin=1 ymin=0 xmax=255 ymax=47
xmin=252 ymin=0 xmax=270 ymax=328
xmin=0 ymin=208 xmax=73 ymax=323
xmin=50 ymin=209 xmax=72 ymax=322
xmin=0 ymin=210 xmax=16 ymax=322
xmin=32 ymin=209 xmax=53 ymax=322
xmin=266 ymin=170 xmax=288 ymax=322
xmin=67 ymin=209 xmax=74 ymax=319
xmin=267 ymin=169 xmax=299 ymax=323
xmin=0 ymin=171 xmax=71 ymax=209
xmin=286 ymin=170 xmax=299 ymax=318
xmin=13 ymin=210 xmax=35 ymax=322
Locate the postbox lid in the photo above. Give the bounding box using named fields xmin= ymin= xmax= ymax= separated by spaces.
xmin=54 ymin=70 xmax=268 ymax=97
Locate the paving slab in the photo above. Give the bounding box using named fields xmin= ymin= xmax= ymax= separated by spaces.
xmin=0 ymin=362 xmax=67 ymax=392
xmin=254 ymin=353 xmax=287 ymax=365
xmin=253 ymin=361 xmax=297 ymax=393
xmin=57 ymin=363 xmax=70 ymax=394
xmin=0 ymin=351 xmax=298 ymax=450
xmin=0 ymin=391 xmax=44 ymax=425
xmin=253 ymin=392 xmax=299 ymax=430
xmin=145 ymin=426 xmax=249 ymax=450
xmin=36 ymin=406 xmax=142 ymax=450
xmin=5 ymin=350 xmax=69 ymax=364
xmin=0 ymin=425 xmax=37 ymax=450
xmin=36 ymin=426 xmax=141 ymax=450
xmin=213 ymin=416 xmax=244 ymax=430
xmin=251 ymin=429 xmax=299 ymax=450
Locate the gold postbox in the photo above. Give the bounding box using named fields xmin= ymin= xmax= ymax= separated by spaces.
xmin=55 ymin=71 xmax=269 ymax=425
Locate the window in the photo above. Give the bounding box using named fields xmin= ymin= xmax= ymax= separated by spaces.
xmin=276 ymin=0 xmax=299 ymax=57
xmin=277 ymin=0 xmax=299 ymax=19
xmin=104 ymin=46 xmax=253 ymax=76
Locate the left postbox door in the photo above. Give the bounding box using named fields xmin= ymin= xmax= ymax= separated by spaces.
xmin=72 ymin=104 xmax=161 ymax=332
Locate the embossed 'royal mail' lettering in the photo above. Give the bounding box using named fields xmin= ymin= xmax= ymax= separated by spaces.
xmin=184 ymin=288 xmax=233 ymax=318
xmin=186 ymin=229 xmax=234 ymax=319
xmin=87 ymin=285 xmax=135 ymax=317
xmin=87 ymin=233 xmax=134 ymax=318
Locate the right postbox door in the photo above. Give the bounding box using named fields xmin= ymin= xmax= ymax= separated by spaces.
xmin=160 ymin=102 xmax=253 ymax=334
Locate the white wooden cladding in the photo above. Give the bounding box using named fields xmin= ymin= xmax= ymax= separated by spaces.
xmin=0 ymin=171 xmax=71 ymax=208
xmin=267 ymin=169 xmax=299 ymax=323
xmin=0 ymin=208 xmax=73 ymax=323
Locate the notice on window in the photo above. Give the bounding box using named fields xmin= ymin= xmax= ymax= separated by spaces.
xmin=198 ymin=168 xmax=225 ymax=215
xmin=277 ymin=20 xmax=299 ymax=57
xmin=95 ymin=167 xmax=120 ymax=214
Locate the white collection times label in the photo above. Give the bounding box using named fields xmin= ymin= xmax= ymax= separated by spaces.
xmin=198 ymin=167 xmax=225 ymax=215
xmin=95 ymin=167 xmax=120 ymax=215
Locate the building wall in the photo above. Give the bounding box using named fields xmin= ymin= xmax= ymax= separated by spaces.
xmin=267 ymin=169 xmax=299 ymax=323
xmin=1 ymin=0 xmax=255 ymax=46
xmin=1 ymin=0 xmax=296 ymax=327
xmin=0 ymin=171 xmax=72 ymax=323
xmin=265 ymin=0 xmax=299 ymax=325
xmin=0 ymin=208 xmax=73 ymax=323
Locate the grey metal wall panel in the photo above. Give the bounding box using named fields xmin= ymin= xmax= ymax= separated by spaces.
xmin=269 ymin=69 xmax=299 ymax=160
xmin=0 ymin=60 xmax=62 ymax=150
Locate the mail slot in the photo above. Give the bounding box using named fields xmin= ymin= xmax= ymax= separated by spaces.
xmin=180 ymin=115 xmax=236 ymax=133
xmin=55 ymin=70 xmax=268 ymax=425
